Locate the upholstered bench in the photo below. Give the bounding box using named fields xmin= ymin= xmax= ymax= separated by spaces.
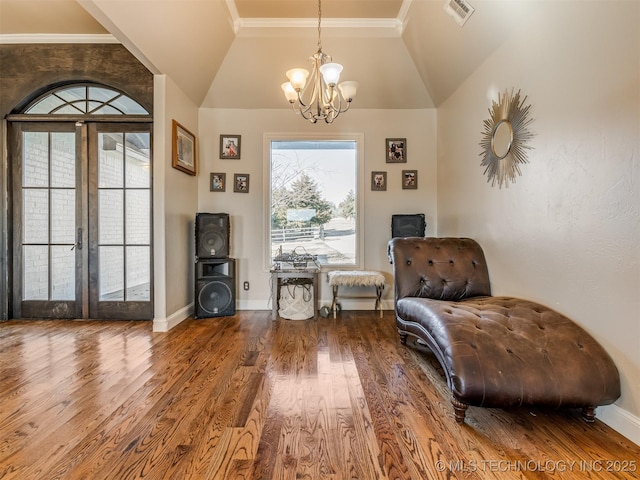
xmin=387 ymin=237 xmax=621 ymax=423
xmin=327 ymin=270 xmax=385 ymax=318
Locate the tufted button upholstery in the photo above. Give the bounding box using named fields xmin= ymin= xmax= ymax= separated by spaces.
xmin=388 ymin=237 xmax=621 ymax=422
xmin=388 ymin=237 xmax=491 ymax=301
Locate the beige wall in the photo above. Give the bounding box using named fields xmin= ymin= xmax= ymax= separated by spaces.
xmin=437 ymin=2 xmax=639 ymax=441
xmin=197 ymin=108 xmax=437 ymax=310
xmin=153 ymin=75 xmax=199 ymax=331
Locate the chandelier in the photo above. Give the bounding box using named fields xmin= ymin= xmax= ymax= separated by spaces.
xmin=281 ymin=0 xmax=358 ymax=124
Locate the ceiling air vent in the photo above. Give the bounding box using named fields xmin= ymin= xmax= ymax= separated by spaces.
xmin=443 ymin=0 xmax=475 ymax=27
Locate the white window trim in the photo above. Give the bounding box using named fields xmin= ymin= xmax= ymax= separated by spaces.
xmin=263 ymin=132 xmax=365 ymax=272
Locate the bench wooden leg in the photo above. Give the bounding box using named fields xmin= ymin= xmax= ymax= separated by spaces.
xmin=582 ymin=406 xmax=596 ymax=423
xmin=375 ymin=285 xmax=383 ymax=318
xmin=331 ymin=285 xmax=339 ymax=318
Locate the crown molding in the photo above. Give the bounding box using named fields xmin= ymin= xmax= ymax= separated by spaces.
xmin=226 ymin=0 xmax=413 ymax=38
xmin=0 ymin=34 xmax=118 ymax=44
xmin=233 ymin=17 xmax=404 ymax=38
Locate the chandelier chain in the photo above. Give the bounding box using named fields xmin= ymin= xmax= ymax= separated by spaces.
xmin=317 ymin=0 xmax=322 ymax=52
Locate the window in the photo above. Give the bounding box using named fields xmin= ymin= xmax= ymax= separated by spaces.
xmin=25 ymin=84 xmax=148 ymax=116
xmin=266 ymin=134 xmax=363 ymax=269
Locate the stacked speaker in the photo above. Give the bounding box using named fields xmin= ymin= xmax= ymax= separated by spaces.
xmin=194 ymin=213 xmax=236 ymax=318
xmin=391 ymin=214 xmax=426 ymax=238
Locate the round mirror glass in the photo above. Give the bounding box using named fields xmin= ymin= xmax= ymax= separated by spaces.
xmin=491 ymin=120 xmax=513 ymax=159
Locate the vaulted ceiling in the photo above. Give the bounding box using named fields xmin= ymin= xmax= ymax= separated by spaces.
xmin=0 ymin=0 xmax=541 ymax=109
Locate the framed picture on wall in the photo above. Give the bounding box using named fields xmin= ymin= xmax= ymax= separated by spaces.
xmin=402 ymin=170 xmax=418 ymax=189
xmin=210 ymin=173 xmax=226 ymax=192
xmin=220 ymin=134 xmax=241 ymax=159
xmin=371 ymin=171 xmax=387 ymax=191
xmin=234 ymin=173 xmax=250 ymax=193
xmin=386 ymin=138 xmax=406 ymax=163
xmin=172 ymin=120 xmax=197 ymax=175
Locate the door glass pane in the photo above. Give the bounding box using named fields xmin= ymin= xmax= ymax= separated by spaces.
xmin=99 ymin=190 xmax=123 ymax=244
xmin=99 ymin=246 xmax=124 ymax=301
xmin=126 ymin=246 xmax=150 ymax=301
xmin=51 ymin=246 xmax=75 ymax=300
xmin=99 ymin=133 xmax=123 ymax=188
xmin=23 ymin=189 xmax=49 ymax=244
xmin=125 ymin=133 xmax=150 ymax=188
xmin=23 ymin=132 xmax=49 ymax=187
xmin=51 ymin=132 xmax=75 ymax=187
xmin=51 ymin=189 xmax=75 ymax=244
xmin=125 ymin=190 xmax=150 ymax=244
xmin=96 ymin=128 xmax=151 ymax=308
xmin=23 ymin=245 xmax=48 ymax=300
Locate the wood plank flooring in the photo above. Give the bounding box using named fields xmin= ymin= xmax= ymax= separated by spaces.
xmin=1 ymin=311 xmax=638 ymax=479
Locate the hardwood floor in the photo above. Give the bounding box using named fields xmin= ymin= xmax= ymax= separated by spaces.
xmin=1 ymin=311 xmax=638 ymax=479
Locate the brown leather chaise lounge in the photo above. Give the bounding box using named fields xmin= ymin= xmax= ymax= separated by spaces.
xmin=388 ymin=237 xmax=621 ymax=423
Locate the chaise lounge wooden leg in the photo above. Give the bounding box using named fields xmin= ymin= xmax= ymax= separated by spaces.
xmin=451 ymin=397 xmax=468 ymax=423
xmin=398 ymin=330 xmax=408 ymax=345
xmin=582 ymin=406 xmax=596 ymax=423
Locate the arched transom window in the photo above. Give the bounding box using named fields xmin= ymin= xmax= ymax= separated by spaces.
xmin=25 ymin=85 xmax=149 ymax=116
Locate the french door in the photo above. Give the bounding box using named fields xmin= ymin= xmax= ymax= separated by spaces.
xmin=10 ymin=121 xmax=153 ymax=319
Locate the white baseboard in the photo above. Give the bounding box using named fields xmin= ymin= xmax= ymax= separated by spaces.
xmin=598 ymin=403 xmax=640 ymax=446
xmin=238 ymin=299 xmax=272 ymax=311
xmin=236 ymin=298 xmax=395 ymax=313
xmin=152 ymin=303 xmax=193 ymax=332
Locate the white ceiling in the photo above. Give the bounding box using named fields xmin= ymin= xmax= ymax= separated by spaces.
xmin=0 ymin=0 xmax=542 ymax=109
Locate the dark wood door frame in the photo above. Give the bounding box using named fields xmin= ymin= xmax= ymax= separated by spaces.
xmin=8 ymin=120 xmax=153 ymax=320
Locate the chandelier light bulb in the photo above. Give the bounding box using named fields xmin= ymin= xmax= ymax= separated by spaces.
xmin=338 ymin=81 xmax=359 ymax=101
xmin=319 ymin=62 xmax=343 ymax=86
xmin=281 ymin=82 xmax=298 ymax=102
xmin=286 ymin=68 xmax=309 ymax=91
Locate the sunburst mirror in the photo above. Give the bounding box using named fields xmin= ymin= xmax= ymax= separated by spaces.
xmin=479 ymin=89 xmax=535 ymax=188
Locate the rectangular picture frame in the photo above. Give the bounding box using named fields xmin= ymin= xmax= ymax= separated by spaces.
xmin=234 ymin=173 xmax=250 ymax=193
xmin=386 ymin=138 xmax=406 ymax=163
xmin=172 ymin=120 xmax=197 ymax=175
xmin=220 ymin=134 xmax=241 ymax=159
xmin=402 ymin=170 xmax=418 ymax=189
xmin=371 ymin=171 xmax=387 ymax=191
xmin=210 ymin=172 xmax=226 ymax=192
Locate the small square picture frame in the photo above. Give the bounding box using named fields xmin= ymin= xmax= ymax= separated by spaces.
xmin=386 ymin=138 xmax=406 ymax=163
xmin=234 ymin=173 xmax=250 ymax=193
xmin=210 ymin=172 xmax=226 ymax=192
xmin=220 ymin=134 xmax=241 ymax=159
xmin=402 ymin=170 xmax=418 ymax=189
xmin=371 ymin=171 xmax=387 ymax=191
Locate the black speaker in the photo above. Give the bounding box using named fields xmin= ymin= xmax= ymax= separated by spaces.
xmin=391 ymin=214 xmax=426 ymax=238
xmin=195 ymin=258 xmax=236 ymax=318
xmin=195 ymin=212 xmax=230 ymax=259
